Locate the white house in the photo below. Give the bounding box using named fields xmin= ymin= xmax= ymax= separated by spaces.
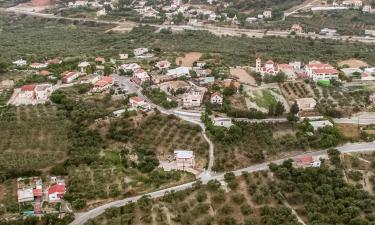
xmin=255 ymin=58 xmax=279 ymax=76
xmin=96 ymin=8 xmax=106 ymax=16
xmin=78 ymin=61 xmax=90 ymax=73
xmin=213 ymin=117 xmax=233 ymax=128
xmin=80 ymin=74 xmax=101 ymax=84
xmin=320 ymin=28 xmax=337 ymax=36
xmin=120 ymin=63 xmax=141 ymax=72
xmin=155 ymin=60 xmax=171 ymax=70
xmin=35 ymin=84 xmax=53 ymax=101
xmin=263 ymin=10 xmax=272 ymax=19
xmin=133 ymin=48 xmax=149 ymax=56
xmin=30 ymin=63 xmax=48 ymax=69
xmin=183 ymin=91 xmax=204 ymax=107
xmin=133 ymin=69 xmax=150 ymax=83
xmin=362 ymin=5 xmax=372 ymax=13
xmin=48 ymin=184 xmax=66 ymax=202
xmin=119 ymin=53 xmax=129 ymax=60
xmin=167 ymin=67 xmax=190 ymax=77
xmin=304 ymin=63 xmax=338 ymax=81
xmin=92 ymin=76 xmax=113 ymax=92
xmin=13 ymin=59 xmax=27 ymax=67
xmin=129 ymin=96 xmax=146 ymax=108
xmin=309 ymin=120 xmax=333 ymax=131
xmin=62 ymin=71 xmax=81 ymax=83
xmin=296 ymin=98 xmax=317 ymax=111
xmin=210 ymin=92 xmax=223 ymax=105
xmin=174 ymin=150 xmax=195 ymax=168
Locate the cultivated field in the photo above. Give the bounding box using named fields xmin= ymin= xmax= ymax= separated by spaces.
xmin=85 ymin=171 xmax=301 ymax=225
xmin=0 ymin=105 xmax=71 ymax=173
xmin=105 ymin=113 xmax=209 ymax=169
xmin=281 ymin=81 xmax=313 ymax=102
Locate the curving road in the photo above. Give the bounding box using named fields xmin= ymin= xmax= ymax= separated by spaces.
xmin=70 ymin=141 xmax=375 ymax=225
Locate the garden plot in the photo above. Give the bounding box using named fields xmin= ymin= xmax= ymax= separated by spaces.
xmin=280 ymin=82 xmax=314 ymax=103
xmin=247 ymin=88 xmax=289 ymax=112
xmin=309 ymin=82 xmax=370 ymax=114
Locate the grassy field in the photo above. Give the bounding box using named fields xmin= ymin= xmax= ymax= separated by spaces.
xmin=1 ymin=15 xmax=375 ymax=66
xmin=251 ymin=90 xmax=277 ymax=109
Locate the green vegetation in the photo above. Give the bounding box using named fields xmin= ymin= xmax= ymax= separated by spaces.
xmin=86 ymin=171 xmax=301 ymax=225
xmin=1 ymin=16 xmax=375 ymax=66
xmin=251 ymin=90 xmax=277 ymax=109
xmin=142 ymin=88 xmax=178 ymax=109
xmin=0 ymin=89 xmax=13 ymax=106
xmin=107 ymin=113 xmax=208 ymax=168
xmin=309 ymin=82 xmax=370 ymax=117
xmin=202 ymin=113 xmax=344 ymax=171
xmin=0 ymin=105 xmax=71 ymax=179
xmin=270 ymin=153 xmax=375 ymax=225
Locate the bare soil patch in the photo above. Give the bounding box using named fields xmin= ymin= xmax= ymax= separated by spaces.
xmin=176 ymin=52 xmax=202 ymax=67
xmin=230 ymin=67 xmax=256 ymax=85
xmin=338 ymin=59 xmax=369 ymax=68
xmin=336 ymin=123 xmax=360 ymax=139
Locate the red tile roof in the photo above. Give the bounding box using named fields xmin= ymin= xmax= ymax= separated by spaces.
xmin=278 ymin=64 xmax=294 ymax=70
xmin=33 ymin=188 xmax=43 ymax=197
xmin=95 ymin=76 xmax=113 ymax=87
xmin=306 ymin=63 xmax=332 ymax=68
xmin=95 ymin=57 xmax=105 ymax=62
xmin=20 ymin=85 xmax=36 ymax=92
xmin=313 ymin=68 xmax=338 ymax=74
xmin=39 ymin=70 xmax=50 ymax=76
xmin=296 ymin=155 xmax=313 ymax=165
xmin=211 ymin=92 xmax=222 ymax=98
xmin=48 ymin=184 xmax=65 ymax=195
xmin=130 ymin=96 xmax=144 ymax=103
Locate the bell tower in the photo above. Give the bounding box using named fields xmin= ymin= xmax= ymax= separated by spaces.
xmin=255 ymin=57 xmax=261 ymax=73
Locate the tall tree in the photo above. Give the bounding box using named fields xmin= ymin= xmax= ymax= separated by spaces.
xmin=275 ymin=102 xmax=285 ymax=116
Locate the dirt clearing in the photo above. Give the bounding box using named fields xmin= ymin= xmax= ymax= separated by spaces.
xmin=338 ymin=59 xmax=369 ymax=68
xmin=230 ymin=67 xmax=256 ymax=85
xmin=336 ymin=123 xmax=360 ymax=139
xmin=176 ymin=52 xmax=202 ymax=67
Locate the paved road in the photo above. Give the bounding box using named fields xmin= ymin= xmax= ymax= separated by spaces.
xmin=334 ymin=113 xmax=375 ymax=125
xmin=70 ymin=141 xmax=375 ymax=225
xmin=3 ymin=7 xmax=375 ymax=44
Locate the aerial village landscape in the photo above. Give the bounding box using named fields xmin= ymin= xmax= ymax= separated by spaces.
xmin=2 ymin=0 xmax=375 ymax=224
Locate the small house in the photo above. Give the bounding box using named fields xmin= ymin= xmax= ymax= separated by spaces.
xmin=174 ymin=150 xmax=195 ymax=168
xmin=210 ymin=92 xmax=223 ymax=105
xmin=48 ymin=184 xmax=66 ymax=202
xmin=296 ymin=98 xmax=317 ymax=111
xmin=129 ymin=96 xmax=146 ymax=108
xmin=309 ymin=120 xmax=333 ymax=131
